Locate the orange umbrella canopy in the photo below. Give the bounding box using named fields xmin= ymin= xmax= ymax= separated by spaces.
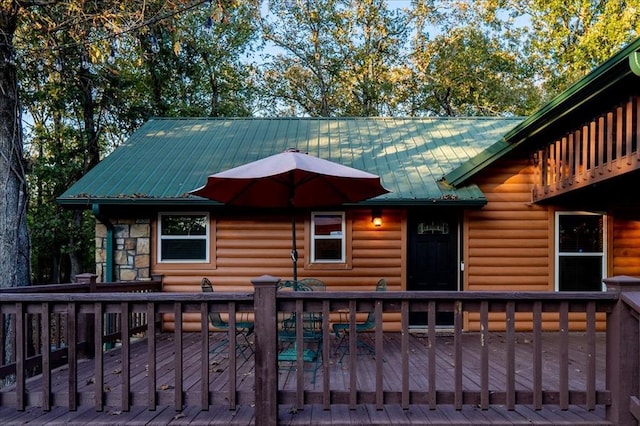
xmin=190 ymin=149 xmax=389 ymax=208
xmin=190 ymin=149 xmax=389 ymax=280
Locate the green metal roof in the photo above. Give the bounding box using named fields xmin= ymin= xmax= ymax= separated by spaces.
xmin=446 ymin=37 xmax=640 ymax=186
xmin=58 ymin=117 xmax=523 ymax=208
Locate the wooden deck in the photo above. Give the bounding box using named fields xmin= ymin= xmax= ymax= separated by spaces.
xmin=0 ymin=331 xmax=610 ymax=425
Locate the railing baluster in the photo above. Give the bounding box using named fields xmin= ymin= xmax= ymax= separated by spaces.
xmin=506 ymin=301 xmax=515 ymax=410
xmin=375 ymin=299 xmax=383 ymax=411
xmin=560 ymin=301 xmax=569 ymax=410
xmin=41 ymin=302 xmax=51 ymax=411
xmin=626 ymin=99 xmax=633 ymax=166
xmin=228 ymin=302 xmax=237 ymax=410
xmin=94 ymin=302 xmax=103 ymax=411
xmin=533 ymin=301 xmax=542 ymax=410
xmin=348 ymin=299 xmax=357 ymax=410
xmin=121 ymin=302 xmax=130 ymax=411
xmin=16 ymin=303 xmax=24 ymax=411
xmin=480 ymin=300 xmax=489 ymax=410
xmin=174 ymin=302 xmax=183 ymax=411
xmin=295 ymin=299 xmax=304 ymax=411
xmin=322 ymin=300 xmax=330 ymax=410
xmin=586 ymin=301 xmax=596 ymax=410
xmin=67 ymin=303 xmax=77 ymax=411
xmin=147 ymin=302 xmax=157 ymax=410
xmin=616 ymin=106 xmax=623 ymax=168
xmin=454 ymin=300 xmax=463 ymax=410
xmin=606 ymin=111 xmax=614 ymax=171
xmin=597 ymin=116 xmax=605 ymax=174
xmin=590 ymin=120 xmax=597 ymax=177
xmin=428 ymin=301 xmax=436 ymax=410
xmin=200 ymin=302 xmax=209 ymax=411
xmin=401 ymin=300 xmax=409 ymax=410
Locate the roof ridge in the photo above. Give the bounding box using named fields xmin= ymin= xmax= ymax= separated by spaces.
xmin=148 ymin=116 xmax=525 ymax=121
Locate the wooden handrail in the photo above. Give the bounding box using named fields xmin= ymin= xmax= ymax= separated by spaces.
xmin=3 ymin=277 xmax=640 ymax=425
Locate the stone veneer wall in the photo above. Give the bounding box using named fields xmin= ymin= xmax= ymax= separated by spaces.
xmin=95 ymin=218 xmax=151 ymax=282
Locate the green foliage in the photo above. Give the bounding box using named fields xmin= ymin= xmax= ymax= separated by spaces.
xmin=6 ymin=0 xmax=640 ymax=282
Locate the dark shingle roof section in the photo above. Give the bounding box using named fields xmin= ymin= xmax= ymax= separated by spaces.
xmin=58 ymin=117 xmax=522 ymax=207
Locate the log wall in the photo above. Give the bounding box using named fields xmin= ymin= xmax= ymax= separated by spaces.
xmin=154 ymin=208 xmax=405 ymax=331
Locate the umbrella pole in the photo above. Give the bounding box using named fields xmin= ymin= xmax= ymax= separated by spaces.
xmin=291 ymin=212 xmax=297 ymax=282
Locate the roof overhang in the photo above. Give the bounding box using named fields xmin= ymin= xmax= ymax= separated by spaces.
xmin=58 ymin=197 xmax=488 ymax=209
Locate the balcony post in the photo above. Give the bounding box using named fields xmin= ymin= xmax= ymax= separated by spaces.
xmin=252 ymin=275 xmax=280 ymax=426
xmin=76 ymin=273 xmax=98 ymax=357
xmin=604 ymin=275 xmax=640 ymax=426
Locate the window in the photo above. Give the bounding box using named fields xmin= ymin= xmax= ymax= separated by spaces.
xmin=556 ymin=212 xmax=605 ymax=291
xmin=158 ymin=213 xmax=209 ymax=262
xmin=311 ymin=212 xmax=345 ymax=263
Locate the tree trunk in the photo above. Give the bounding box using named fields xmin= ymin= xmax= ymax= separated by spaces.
xmin=0 ymin=2 xmax=30 ymax=290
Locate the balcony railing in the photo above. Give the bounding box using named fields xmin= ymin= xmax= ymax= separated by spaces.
xmin=532 ymin=96 xmax=640 ymax=202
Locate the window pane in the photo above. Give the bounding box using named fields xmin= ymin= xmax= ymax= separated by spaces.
xmin=559 ymin=256 xmax=603 ymax=291
xmin=314 ymin=239 xmax=342 ymax=260
xmin=314 ymin=215 xmax=342 ymax=236
xmin=161 ymin=239 xmax=207 ymax=260
xmin=559 ymin=215 xmax=603 ymax=253
xmin=162 ymin=215 xmax=207 ymax=236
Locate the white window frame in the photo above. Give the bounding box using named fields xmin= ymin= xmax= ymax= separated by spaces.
xmin=310 ymin=211 xmax=346 ymax=263
xmin=554 ymin=211 xmax=606 ymax=292
xmin=157 ymin=212 xmax=210 ymax=263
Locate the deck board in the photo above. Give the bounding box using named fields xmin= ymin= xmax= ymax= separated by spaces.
xmin=1 ymin=331 xmax=611 ymax=425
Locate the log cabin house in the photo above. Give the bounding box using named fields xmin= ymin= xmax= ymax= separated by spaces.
xmin=58 ymin=37 xmax=640 ymax=332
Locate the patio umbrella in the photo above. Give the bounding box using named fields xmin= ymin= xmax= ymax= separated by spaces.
xmin=190 ymin=149 xmax=389 ymax=281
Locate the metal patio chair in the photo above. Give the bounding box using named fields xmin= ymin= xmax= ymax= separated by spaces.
xmin=201 ymin=278 xmax=254 ymax=360
xmin=332 ymin=278 xmax=387 ymax=362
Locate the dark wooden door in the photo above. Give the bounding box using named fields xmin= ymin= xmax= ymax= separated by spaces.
xmin=407 ymin=213 xmax=459 ymax=326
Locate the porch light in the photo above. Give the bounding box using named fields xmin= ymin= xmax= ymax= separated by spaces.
xmin=371 ymin=209 xmax=382 ymax=227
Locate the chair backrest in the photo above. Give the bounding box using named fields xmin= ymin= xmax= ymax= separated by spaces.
xmin=201 ymin=278 xmax=226 ymax=328
xmin=296 ymin=278 xmax=326 ymax=291
xmin=364 ymin=279 xmax=387 ymax=326
xmin=278 ymin=278 xmax=326 ymax=291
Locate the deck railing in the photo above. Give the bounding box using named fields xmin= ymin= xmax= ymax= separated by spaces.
xmin=3 ymin=274 xmax=640 ymax=425
xmin=0 ymin=274 xmax=163 ymax=388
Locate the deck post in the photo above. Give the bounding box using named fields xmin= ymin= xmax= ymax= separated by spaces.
xmin=76 ymin=273 xmax=98 ymax=357
xmin=252 ymin=275 xmax=280 ymax=426
xmin=604 ymin=275 xmax=640 ymax=426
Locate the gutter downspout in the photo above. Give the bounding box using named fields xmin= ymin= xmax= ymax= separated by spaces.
xmin=92 ymin=204 xmax=114 ymax=282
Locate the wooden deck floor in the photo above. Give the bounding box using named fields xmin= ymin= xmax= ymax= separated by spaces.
xmin=0 ymin=331 xmax=611 ymax=425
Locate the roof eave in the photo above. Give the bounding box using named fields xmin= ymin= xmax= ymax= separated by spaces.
xmin=57 ymin=197 xmax=487 ymax=209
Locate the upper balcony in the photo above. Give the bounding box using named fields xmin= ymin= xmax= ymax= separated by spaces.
xmin=532 ymin=96 xmax=640 ymax=204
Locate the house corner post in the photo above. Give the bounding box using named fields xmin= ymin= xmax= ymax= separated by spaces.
xmin=76 ymin=273 xmax=99 ymax=357
xmin=252 ymin=275 xmax=279 ymax=426
xmin=604 ymin=275 xmax=640 ymax=426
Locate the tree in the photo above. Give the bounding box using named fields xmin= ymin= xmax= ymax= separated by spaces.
xmin=404 ymin=0 xmax=541 ymax=116
xmin=522 ymin=0 xmax=640 ymax=98
xmin=335 ymin=0 xmax=410 ymax=116
xmin=259 ymin=0 xmax=346 ymax=116
xmin=0 ymin=2 xmax=29 ymax=289
xmin=15 ymin=0 xmax=259 ymax=283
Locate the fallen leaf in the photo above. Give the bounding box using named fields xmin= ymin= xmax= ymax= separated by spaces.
xmin=173 ymin=413 xmax=186 ymax=420
xmin=159 ymin=384 xmax=174 ymax=390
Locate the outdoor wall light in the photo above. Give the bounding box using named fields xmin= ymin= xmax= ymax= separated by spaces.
xmin=371 ymin=209 xmax=382 ymax=227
